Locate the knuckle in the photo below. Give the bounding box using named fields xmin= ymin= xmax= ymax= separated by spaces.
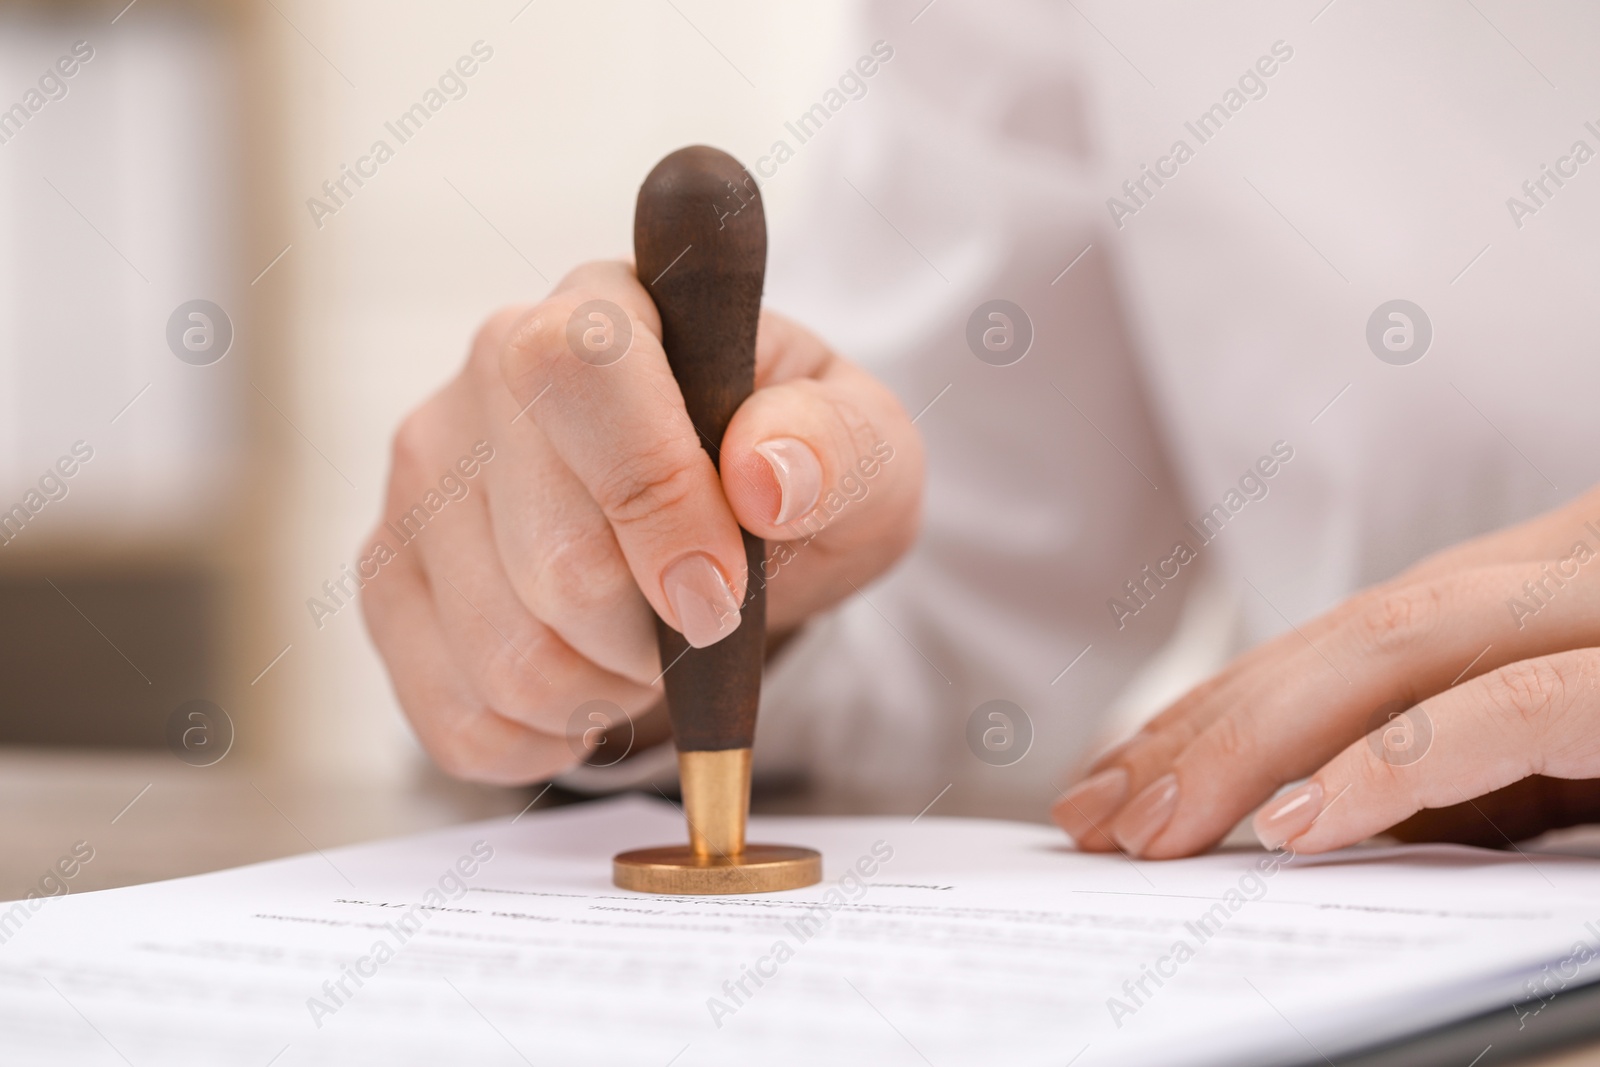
xmin=1356 ymin=746 xmax=1410 ymax=799
xmin=1202 ymin=713 xmax=1253 ymax=764
xmin=1121 ymin=713 xmax=1204 ymax=770
xmin=823 ymin=388 xmax=883 ymax=460
xmin=800 ymin=384 xmax=885 ymax=484
xmin=1145 ymin=677 xmax=1227 ymax=735
xmin=1354 ymin=584 xmax=1442 ymax=655
xmin=529 ymin=531 xmax=634 ymax=622
xmin=478 ymin=633 xmax=555 ymax=723
xmin=499 ymin=301 xmax=571 ymax=389
xmin=591 ymin=444 xmax=701 ymax=527
xmin=1482 ymin=658 xmax=1569 ymax=730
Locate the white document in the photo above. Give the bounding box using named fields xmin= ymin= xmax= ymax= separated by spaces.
xmin=3 ymin=796 xmax=1600 ymax=1066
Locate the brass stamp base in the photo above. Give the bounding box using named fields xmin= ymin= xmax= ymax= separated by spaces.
xmin=613 ymin=844 xmax=821 ymax=895
xmin=616 ymin=747 xmax=821 ymax=893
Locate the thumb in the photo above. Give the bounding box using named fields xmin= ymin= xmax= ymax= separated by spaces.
xmin=719 ymin=363 xmax=921 ymax=550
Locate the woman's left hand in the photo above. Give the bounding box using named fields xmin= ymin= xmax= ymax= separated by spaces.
xmin=1053 ymin=486 xmax=1600 ymax=858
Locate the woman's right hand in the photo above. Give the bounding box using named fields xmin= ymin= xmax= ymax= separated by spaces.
xmin=361 ymin=261 xmax=924 ymax=783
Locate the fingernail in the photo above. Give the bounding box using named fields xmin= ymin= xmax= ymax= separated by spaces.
xmin=1052 ymin=768 xmax=1130 ymax=842
xmin=662 ymin=553 xmax=742 ymax=648
xmin=1253 ymin=781 xmax=1324 ymax=850
xmin=1110 ymin=773 xmax=1180 ymax=856
xmin=754 ymin=437 xmax=822 ymax=525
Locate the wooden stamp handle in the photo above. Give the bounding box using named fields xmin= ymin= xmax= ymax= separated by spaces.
xmin=634 ymin=146 xmax=766 ymax=753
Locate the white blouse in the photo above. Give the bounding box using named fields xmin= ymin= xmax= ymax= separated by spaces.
xmin=743 ymin=0 xmax=1600 ymax=820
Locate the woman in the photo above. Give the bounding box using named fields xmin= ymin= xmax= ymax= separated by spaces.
xmin=362 ymin=0 xmax=1600 ymax=858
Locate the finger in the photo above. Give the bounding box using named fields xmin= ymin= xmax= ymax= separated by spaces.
xmin=359 ymin=535 xmax=573 ymax=786
xmin=1106 ymin=490 xmax=1600 ymax=793
xmin=1072 ymin=562 xmax=1600 ymax=857
xmin=1070 ymin=620 xmax=1331 ymax=793
xmin=382 ymin=381 xmax=562 ymax=725
xmin=1058 ymin=493 xmax=1600 ymax=851
xmin=1053 ymin=635 xmax=1313 ymax=851
xmin=1256 ymin=649 xmax=1600 ymax=854
xmin=400 ymin=451 xmax=658 ymax=736
xmin=1057 ymin=661 xmax=1278 ymax=852
xmin=465 ymin=308 xmax=660 ymax=684
xmin=500 ymin=263 xmax=749 ymax=649
xmin=721 ymin=315 xmax=924 ymax=629
xmin=1092 ymin=563 xmax=1494 ymax=780
xmin=1090 ymin=524 xmax=1600 ymax=798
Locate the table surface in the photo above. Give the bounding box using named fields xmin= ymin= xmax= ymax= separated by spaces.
xmin=2 ymin=746 xmax=1596 ymax=1066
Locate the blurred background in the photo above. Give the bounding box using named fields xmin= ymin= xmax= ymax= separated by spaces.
xmin=12 ymin=12 xmax=1600 ymax=1065
xmin=12 ymin=0 xmax=1600 ymax=903
xmin=0 ymin=0 xmax=850 ymax=786
xmin=0 ymin=0 xmax=870 ymax=891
